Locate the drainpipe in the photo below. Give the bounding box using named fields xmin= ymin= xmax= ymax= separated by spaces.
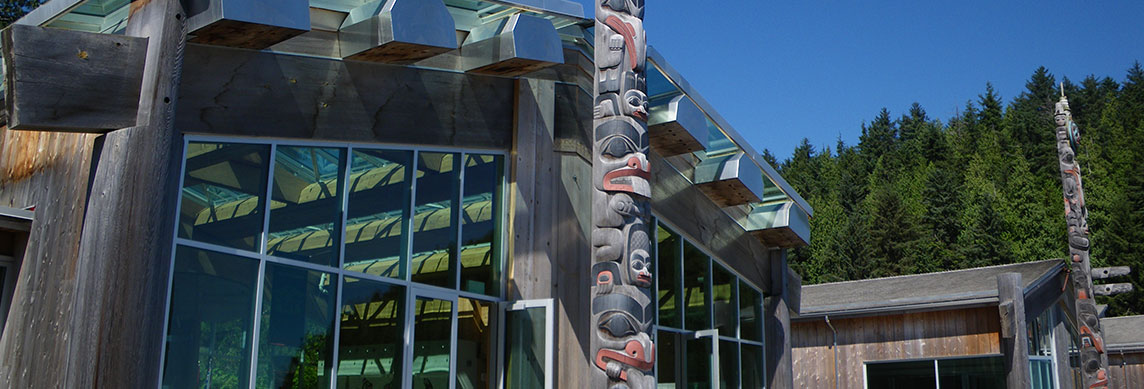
xmin=825 ymin=315 xmax=838 ymax=389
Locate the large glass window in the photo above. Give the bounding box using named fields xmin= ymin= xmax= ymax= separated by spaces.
xmin=866 ymin=356 xmax=1005 ymax=389
xmin=654 ymin=223 xmax=765 ymax=388
xmin=164 ymin=140 xmax=505 ymax=389
xmin=163 ymin=245 xmax=260 ymax=388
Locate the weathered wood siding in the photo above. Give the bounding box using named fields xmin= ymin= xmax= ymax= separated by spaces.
xmin=792 ymin=307 xmax=1002 ymax=389
xmin=1110 ymin=351 xmax=1144 ymax=389
xmin=0 ymin=127 xmax=96 ymax=387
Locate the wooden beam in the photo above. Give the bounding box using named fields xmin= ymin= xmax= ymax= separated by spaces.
xmin=1094 ymin=283 xmax=1133 ymax=296
xmin=184 ymin=0 xmax=309 ymax=49
xmin=175 ymin=44 xmax=515 ymax=149
xmin=2 ymin=24 xmax=146 ymax=133
xmin=997 ymin=272 xmax=1031 ymax=389
xmin=66 ymin=0 xmax=187 ymax=386
xmin=1093 ymin=266 xmax=1131 ymax=280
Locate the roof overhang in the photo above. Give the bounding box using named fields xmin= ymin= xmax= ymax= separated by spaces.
xmin=0 ymin=206 xmax=33 ymax=232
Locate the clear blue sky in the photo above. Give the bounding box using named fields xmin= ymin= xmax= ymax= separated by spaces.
xmin=573 ymin=0 xmax=1144 ymax=161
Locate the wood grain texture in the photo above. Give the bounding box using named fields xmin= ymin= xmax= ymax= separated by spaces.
xmin=66 ymin=0 xmax=187 ymax=386
xmin=1109 ymin=352 xmax=1144 ymax=389
xmin=175 ymin=44 xmax=515 ymax=149
xmin=0 ymin=127 xmax=97 ymax=388
xmin=792 ymin=307 xmax=1003 ymax=389
xmin=2 ymin=24 xmax=146 ymax=132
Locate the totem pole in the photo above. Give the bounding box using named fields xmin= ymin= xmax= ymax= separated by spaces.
xmin=1053 ymin=92 xmax=1109 ymax=388
xmin=590 ymin=0 xmax=655 ymax=387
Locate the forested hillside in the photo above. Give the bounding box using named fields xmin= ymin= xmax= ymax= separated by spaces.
xmin=773 ymin=64 xmax=1144 ymax=316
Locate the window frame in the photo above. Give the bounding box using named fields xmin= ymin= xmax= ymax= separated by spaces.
xmin=157 ymin=136 xmax=510 ymax=389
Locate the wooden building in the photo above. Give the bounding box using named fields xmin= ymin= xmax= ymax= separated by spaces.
xmin=0 ymin=0 xmax=812 ymax=388
xmin=1103 ymin=315 xmax=1144 ymax=388
xmin=792 ymin=260 xmax=1085 ymax=389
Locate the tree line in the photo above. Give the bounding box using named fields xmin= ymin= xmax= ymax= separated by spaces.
xmin=771 ymin=64 xmax=1144 ymax=316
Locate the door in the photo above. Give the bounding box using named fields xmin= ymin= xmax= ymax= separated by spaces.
xmin=407 ymin=288 xmax=458 ymax=389
xmin=500 ymin=299 xmax=554 ymax=389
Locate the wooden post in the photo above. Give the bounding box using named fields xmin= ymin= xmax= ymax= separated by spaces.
xmin=589 ymin=0 xmax=654 ymax=387
xmin=997 ymin=272 xmax=1031 ymax=389
xmin=765 ymin=248 xmax=794 ymax=389
xmin=1053 ymin=93 xmax=1110 ymax=388
xmin=66 ymin=0 xmax=187 ymax=387
xmin=1054 ymin=311 xmax=1076 ymax=389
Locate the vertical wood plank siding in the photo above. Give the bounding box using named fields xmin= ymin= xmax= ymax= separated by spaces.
xmin=1109 ymin=352 xmax=1144 ymax=389
xmin=792 ymin=307 xmax=1002 ymax=389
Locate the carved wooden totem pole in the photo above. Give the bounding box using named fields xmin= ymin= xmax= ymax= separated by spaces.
xmin=1054 ymin=93 xmax=1109 ymax=388
xmin=590 ymin=0 xmax=655 ymax=387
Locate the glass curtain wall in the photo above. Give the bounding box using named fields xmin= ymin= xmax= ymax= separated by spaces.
xmin=654 ymin=223 xmax=766 ymax=389
xmin=163 ymin=139 xmax=505 ymax=389
xmin=866 ymin=356 xmax=1005 ymax=389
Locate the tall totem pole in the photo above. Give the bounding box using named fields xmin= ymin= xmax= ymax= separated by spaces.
xmin=590 ymin=0 xmax=655 ymax=388
xmin=1053 ymin=92 xmax=1109 ymax=388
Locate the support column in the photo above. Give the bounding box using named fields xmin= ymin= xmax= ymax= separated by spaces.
xmin=67 ymin=0 xmax=187 ymax=387
xmin=589 ymin=0 xmax=653 ymax=387
xmin=1054 ymin=310 xmax=1076 ymax=389
xmin=765 ymin=249 xmax=793 ymax=389
xmin=998 ymin=272 xmax=1031 ymax=389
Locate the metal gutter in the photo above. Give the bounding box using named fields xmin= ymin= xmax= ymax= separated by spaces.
xmin=647 ymin=46 xmax=813 ymax=217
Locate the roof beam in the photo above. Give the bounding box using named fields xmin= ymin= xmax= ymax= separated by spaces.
xmin=1092 ymin=266 xmax=1130 ymax=280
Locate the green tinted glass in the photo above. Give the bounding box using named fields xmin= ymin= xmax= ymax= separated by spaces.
xmin=412 ymin=297 xmax=453 ymax=388
xmin=336 ymin=277 xmax=405 ymax=388
xmin=179 ymin=142 xmax=270 ymax=252
xmin=411 ymin=152 xmax=459 ymax=288
xmin=683 ymin=242 xmax=710 ymax=331
xmin=937 ymin=357 xmax=1004 ymax=389
xmin=459 ymin=154 xmax=503 ymax=296
xmin=867 ymin=360 xmax=936 ymax=389
xmin=457 ymin=298 xmax=496 ymax=389
xmin=163 ymin=245 xmax=259 ymax=388
xmin=685 ymin=337 xmax=712 ymax=388
xmin=712 ymin=263 xmax=737 ymax=337
xmin=505 ymin=306 xmax=546 ymax=389
xmin=656 ymin=330 xmax=681 ymax=387
xmin=256 ymin=263 xmax=337 ymax=388
xmin=657 ymin=224 xmax=681 ymax=329
xmin=739 ymin=281 xmax=762 ymax=342
xmin=718 ymin=340 xmax=739 ymax=389
xmin=740 ymin=344 xmax=764 ymax=389
xmin=267 ymin=146 xmax=346 ymax=267
xmin=344 ymin=149 xmax=413 ymax=280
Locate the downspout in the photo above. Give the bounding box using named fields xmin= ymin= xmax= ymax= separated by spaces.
xmin=825 ymin=315 xmax=838 ymax=389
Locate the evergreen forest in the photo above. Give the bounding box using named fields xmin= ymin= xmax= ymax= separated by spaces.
xmin=770 ymin=64 xmax=1144 ymax=317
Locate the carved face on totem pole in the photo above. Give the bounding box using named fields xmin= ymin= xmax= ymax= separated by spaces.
xmin=591 ymin=0 xmax=655 ymax=387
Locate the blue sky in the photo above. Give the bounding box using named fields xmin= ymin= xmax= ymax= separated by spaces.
xmin=572 ymin=0 xmax=1144 ymax=161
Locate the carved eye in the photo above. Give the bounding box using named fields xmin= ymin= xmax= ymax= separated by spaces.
xmin=602 ymin=137 xmax=636 ymax=158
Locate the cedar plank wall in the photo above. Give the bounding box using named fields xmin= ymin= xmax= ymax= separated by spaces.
xmin=0 ymin=127 xmax=96 ymax=387
xmin=792 ymin=307 xmax=1002 ymax=389
xmin=1109 ymin=352 xmax=1144 ymax=389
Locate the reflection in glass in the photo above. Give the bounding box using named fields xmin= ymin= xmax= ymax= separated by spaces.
xmin=740 ymin=345 xmax=764 ymax=389
xmin=656 ymin=330 xmax=681 ymax=387
xmin=739 ymin=281 xmax=762 ymax=342
xmin=412 ymin=297 xmax=453 ymax=389
xmin=712 ymin=264 xmax=737 ymax=337
xmin=685 ymin=337 xmax=712 ymax=388
xmin=937 ymin=357 xmax=1004 ymax=389
xmin=683 ymin=242 xmax=710 ymax=331
xmin=411 ymin=152 xmax=459 ymax=288
xmin=1030 ymin=359 xmax=1054 ymax=389
xmin=657 ymin=225 xmax=681 ymax=329
xmin=457 ymin=298 xmax=496 ymax=389
xmin=179 ymin=142 xmax=270 ymax=252
xmin=344 ymin=150 xmax=413 ymax=279
xmin=718 ymin=340 xmax=739 ymax=389
xmin=163 ymin=245 xmax=259 ymax=388
xmin=505 ymin=306 xmax=546 ymax=389
xmin=867 ymin=360 xmax=936 ymax=389
xmin=460 ymin=155 xmax=502 ymax=296
xmin=256 ymin=263 xmax=337 ymax=388
xmin=337 ymin=278 xmax=404 ymax=389
xmin=267 ymin=146 xmax=347 ymax=267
